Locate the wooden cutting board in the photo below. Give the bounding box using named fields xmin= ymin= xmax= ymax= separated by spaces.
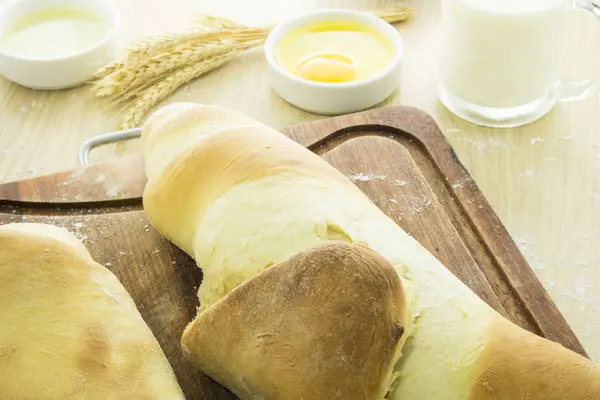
xmin=0 ymin=106 xmax=586 ymax=399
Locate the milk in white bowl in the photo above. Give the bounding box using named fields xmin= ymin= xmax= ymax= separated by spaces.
xmin=438 ymin=0 xmax=569 ymax=127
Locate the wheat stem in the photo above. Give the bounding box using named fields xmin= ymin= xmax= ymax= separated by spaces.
xmin=119 ymin=52 xmax=235 ymax=129
xmin=372 ymin=8 xmax=413 ymax=23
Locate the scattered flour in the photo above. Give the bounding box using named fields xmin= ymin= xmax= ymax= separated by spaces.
xmin=518 ymin=169 xmax=535 ymax=177
xmin=562 ymin=277 xmax=600 ymax=306
xmin=515 ymin=235 xmax=542 ymax=271
xmin=470 ymin=137 xmax=507 ymax=152
xmin=100 ymin=286 xmax=120 ymax=303
xmin=580 ymin=324 xmax=596 ymax=338
xmin=515 ymin=235 xmax=537 ymax=249
xmin=544 ymin=281 xmax=556 ymax=289
xmin=411 ymin=196 xmax=432 ymax=214
xmin=106 ymin=184 xmax=124 ymax=198
xmin=93 ymin=174 xmax=106 ymax=184
xmin=451 ymin=178 xmax=471 ymax=190
xmin=530 ymin=137 xmax=544 ymax=144
xmin=348 ymin=173 xmax=386 ymax=182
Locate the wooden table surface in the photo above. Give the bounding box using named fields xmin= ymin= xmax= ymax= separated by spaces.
xmin=1 ymin=0 xmax=599 ymax=360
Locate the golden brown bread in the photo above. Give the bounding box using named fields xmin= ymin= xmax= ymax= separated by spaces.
xmin=181 ymin=242 xmax=410 ymax=400
xmin=141 ymin=102 xmax=600 ymax=399
xmin=142 ymin=101 xmax=356 ymax=261
xmin=0 ymin=223 xmax=185 ymax=399
xmin=470 ymin=317 xmax=600 ymax=400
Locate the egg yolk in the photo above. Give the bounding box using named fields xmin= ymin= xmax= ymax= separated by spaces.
xmin=294 ymin=53 xmax=356 ymax=83
xmin=275 ymin=21 xmax=394 ymax=84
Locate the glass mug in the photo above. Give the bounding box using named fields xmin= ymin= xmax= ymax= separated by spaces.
xmin=438 ymin=0 xmax=600 ymax=128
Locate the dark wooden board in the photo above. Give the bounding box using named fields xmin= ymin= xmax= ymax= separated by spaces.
xmin=0 ymin=106 xmax=586 ymax=399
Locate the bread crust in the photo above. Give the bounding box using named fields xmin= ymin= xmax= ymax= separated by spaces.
xmin=0 ymin=223 xmax=184 ymax=399
xmin=142 ymin=103 xmax=355 ymax=258
xmin=182 ymin=242 xmax=410 ymax=400
xmin=470 ymin=316 xmax=600 ymax=400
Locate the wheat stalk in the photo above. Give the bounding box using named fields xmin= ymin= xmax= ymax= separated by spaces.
xmin=97 ymin=38 xmax=264 ymax=98
xmin=119 ymin=52 xmax=235 ymax=130
xmin=372 ymin=8 xmax=413 ymax=23
xmin=92 ymin=8 xmax=412 ymax=129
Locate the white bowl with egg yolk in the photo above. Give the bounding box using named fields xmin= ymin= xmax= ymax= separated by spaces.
xmin=0 ymin=0 xmax=121 ymax=90
xmin=264 ymin=9 xmax=403 ymax=115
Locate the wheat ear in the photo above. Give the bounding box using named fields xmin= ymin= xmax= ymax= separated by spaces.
xmin=91 ymin=8 xmax=412 ymax=129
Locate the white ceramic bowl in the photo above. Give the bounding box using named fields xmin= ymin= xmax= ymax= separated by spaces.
xmin=0 ymin=0 xmax=121 ymax=90
xmin=264 ymin=9 xmax=403 ymax=115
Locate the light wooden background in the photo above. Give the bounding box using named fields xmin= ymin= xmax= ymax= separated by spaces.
xmin=0 ymin=0 xmax=599 ymax=360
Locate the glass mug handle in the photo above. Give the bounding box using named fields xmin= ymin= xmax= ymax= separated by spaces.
xmin=554 ymin=0 xmax=600 ymax=102
xmin=576 ymin=0 xmax=600 ymax=18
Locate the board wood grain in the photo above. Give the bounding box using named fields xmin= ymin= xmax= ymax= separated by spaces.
xmin=0 ymin=106 xmax=587 ymax=399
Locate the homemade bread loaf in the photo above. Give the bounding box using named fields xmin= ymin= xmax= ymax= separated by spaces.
xmin=181 ymin=242 xmax=409 ymax=399
xmin=142 ymin=102 xmax=600 ymax=399
xmin=0 ymin=223 xmax=184 ymax=399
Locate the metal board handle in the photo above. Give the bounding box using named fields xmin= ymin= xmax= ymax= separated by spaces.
xmin=78 ymin=127 xmax=143 ymax=166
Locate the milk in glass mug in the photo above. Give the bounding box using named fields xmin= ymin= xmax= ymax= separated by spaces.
xmin=438 ymin=0 xmax=600 ymax=128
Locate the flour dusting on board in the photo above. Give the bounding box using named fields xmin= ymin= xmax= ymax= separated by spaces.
xmin=410 ymin=195 xmax=432 ymax=215
xmin=68 ymin=219 xmax=88 ymax=241
xmin=347 ymin=173 xmax=386 ymax=182
xmin=451 ymin=177 xmax=471 ymax=190
xmin=106 ymin=184 xmax=124 ymax=198
xmin=93 ymin=174 xmax=107 ymax=184
xmin=61 ymin=171 xmax=124 ymax=199
xmin=65 ymin=168 xmax=86 ymax=182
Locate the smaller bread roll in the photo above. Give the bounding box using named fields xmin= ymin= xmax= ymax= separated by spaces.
xmin=181 ymin=242 xmax=410 ymax=400
xmin=0 ymin=223 xmax=184 ymax=399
